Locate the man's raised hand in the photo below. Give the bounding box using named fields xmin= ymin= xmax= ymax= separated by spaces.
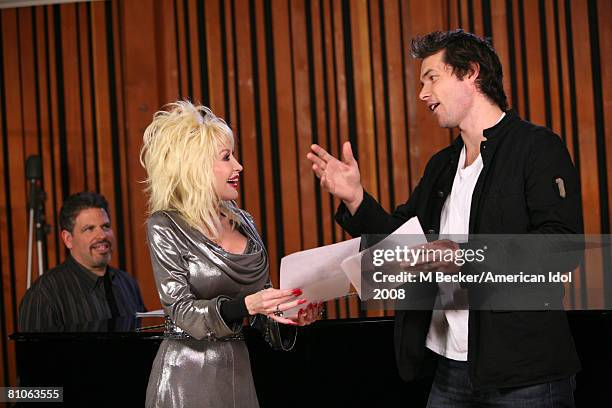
xmin=307 ymin=141 xmax=364 ymax=214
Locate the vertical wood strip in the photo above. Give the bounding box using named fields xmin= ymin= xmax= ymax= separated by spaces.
xmin=154 ymin=0 xmax=179 ymax=104
xmin=570 ymin=0 xmax=602 ymax=308
xmin=271 ymin=0 xmax=302 ymax=255
xmin=309 ymin=0 xmax=334 ymax=247
xmin=557 ymin=0 xmax=575 ymax=159
xmin=252 ymin=0 xmax=279 ymax=285
xmin=511 ymin=0 xmax=526 ymax=117
xmin=60 ymin=4 xmax=85 ymax=193
xmin=47 ymin=6 xmax=64 ymax=256
xmin=368 ymin=0 xmax=390 ymax=211
xmin=224 ymin=0 xmax=238 ymax=129
xmin=204 ymin=0 xmax=225 ymax=116
xmin=78 ymin=3 xmax=96 ymax=192
xmin=90 ymin=1 xmax=116 ymax=213
xmin=404 ymin=0 xmax=450 ymax=190
xmin=1 ymin=8 xmax=25 ymax=386
xmin=347 ymin=0 xmax=374 ymax=317
xmin=570 ymin=0 xmax=600 ymax=235
xmin=187 ymin=0 xmax=202 ymax=103
xmin=290 ymin=0 xmax=318 ymax=250
xmin=383 ymin=0 xmax=409 ymax=204
xmin=322 ymin=0 xmax=342 ymax=249
xmin=598 ymin=0 xmax=612 ymax=234
xmin=18 ymin=7 xmax=42 ymax=294
xmin=110 ymin=0 xmax=131 ymax=274
xmin=522 ymin=0 xmax=546 ymax=125
xmin=234 ymin=0 xmax=262 ymax=225
xmin=490 ymin=0 xmax=511 ymax=110
xmin=595 ymin=0 xmax=612 ymax=307
xmin=174 ymin=0 xmax=189 ymax=98
xmin=332 ymin=0 xmax=349 ymax=318
xmin=545 ymin=0 xmax=562 ymax=136
xmin=471 ymin=0 xmax=484 ymax=36
xmin=119 ymin=0 xmax=160 ymax=309
xmin=35 ymin=6 xmax=59 ymax=269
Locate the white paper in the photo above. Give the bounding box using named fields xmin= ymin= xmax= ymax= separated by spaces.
xmin=279 ymin=216 xmax=427 ymax=314
xmin=341 ymin=216 xmax=427 ymax=299
xmin=280 ymin=237 xmax=361 ymax=315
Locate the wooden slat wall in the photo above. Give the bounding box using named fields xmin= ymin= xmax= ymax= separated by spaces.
xmin=0 ymin=0 xmax=611 ymax=386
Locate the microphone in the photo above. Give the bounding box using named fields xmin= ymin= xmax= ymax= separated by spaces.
xmin=26 ymin=155 xmax=42 ymax=181
xmin=26 ymin=156 xmax=42 ymax=211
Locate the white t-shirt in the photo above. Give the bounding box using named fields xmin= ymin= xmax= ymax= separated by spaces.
xmin=425 ymin=113 xmax=504 ymax=361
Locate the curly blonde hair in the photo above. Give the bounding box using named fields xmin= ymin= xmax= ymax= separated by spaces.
xmin=140 ymin=101 xmax=239 ymax=239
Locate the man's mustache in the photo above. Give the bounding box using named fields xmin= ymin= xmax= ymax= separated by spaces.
xmin=90 ymin=239 xmax=112 ymax=250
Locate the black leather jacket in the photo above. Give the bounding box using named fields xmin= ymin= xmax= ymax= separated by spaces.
xmin=336 ymin=110 xmax=582 ymax=390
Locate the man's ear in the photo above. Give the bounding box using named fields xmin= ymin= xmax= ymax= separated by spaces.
xmin=467 ymin=62 xmax=480 ymax=82
xmin=61 ymin=230 xmax=73 ymax=250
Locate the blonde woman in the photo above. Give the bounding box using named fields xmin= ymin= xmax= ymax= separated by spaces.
xmin=141 ymin=101 xmax=320 ymax=407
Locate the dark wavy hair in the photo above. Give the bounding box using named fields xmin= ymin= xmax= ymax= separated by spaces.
xmin=59 ymin=192 xmax=110 ymax=233
xmin=411 ymin=29 xmax=508 ymax=111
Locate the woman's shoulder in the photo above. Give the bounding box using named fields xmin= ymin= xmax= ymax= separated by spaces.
xmin=146 ymin=210 xmax=187 ymax=233
xmin=148 ymin=209 xmax=174 ymax=225
xmin=145 ymin=210 xmax=196 ymax=251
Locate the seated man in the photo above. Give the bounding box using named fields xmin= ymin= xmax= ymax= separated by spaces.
xmin=19 ymin=192 xmax=145 ymax=331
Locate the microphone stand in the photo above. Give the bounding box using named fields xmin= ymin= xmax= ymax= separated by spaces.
xmin=26 ymin=179 xmax=36 ymax=289
xmin=26 ymin=156 xmax=49 ymax=289
xmin=35 ymin=189 xmax=47 ymax=279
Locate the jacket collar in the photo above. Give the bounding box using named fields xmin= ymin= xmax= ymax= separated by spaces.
xmin=483 ymin=109 xmax=516 ymax=140
xmin=450 ymin=109 xmax=518 ymax=165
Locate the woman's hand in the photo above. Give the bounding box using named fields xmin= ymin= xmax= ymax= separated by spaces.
xmin=244 ymin=288 xmax=307 ymax=325
xmin=291 ymin=302 xmax=324 ymax=326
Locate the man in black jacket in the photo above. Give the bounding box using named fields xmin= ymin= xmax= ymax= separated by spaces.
xmin=308 ymin=30 xmax=580 ymax=407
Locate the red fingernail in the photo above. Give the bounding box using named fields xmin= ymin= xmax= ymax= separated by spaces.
xmin=298 ymin=299 xmax=307 ymax=305
xmin=299 ymin=308 xmax=304 ymax=314
xmin=292 ymin=289 xmax=303 ymax=296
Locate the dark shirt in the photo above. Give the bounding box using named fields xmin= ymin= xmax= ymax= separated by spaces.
xmin=219 ymin=296 xmax=249 ymax=323
xmin=19 ymin=255 xmax=146 ymax=331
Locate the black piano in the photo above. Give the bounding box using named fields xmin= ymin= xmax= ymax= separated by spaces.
xmin=10 ymin=312 xmax=612 ymax=407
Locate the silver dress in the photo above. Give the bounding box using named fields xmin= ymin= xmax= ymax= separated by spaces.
xmin=145 ymin=206 xmax=268 ymax=408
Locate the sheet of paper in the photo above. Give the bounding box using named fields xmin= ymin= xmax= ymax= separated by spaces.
xmin=280 ymin=237 xmax=361 ymax=315
xmin=341 ymin=216 xmax=427 ymax=299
